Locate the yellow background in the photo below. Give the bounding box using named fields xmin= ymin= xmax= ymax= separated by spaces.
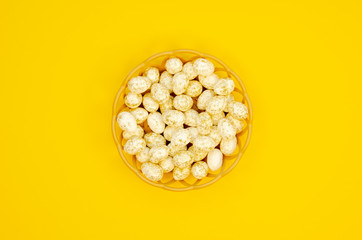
xmin=1 ymin=0 xmax=362 ymax=239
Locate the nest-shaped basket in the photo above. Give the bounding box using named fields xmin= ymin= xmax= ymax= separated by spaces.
xmin=112 ymin=49 xmax=252 ymax=191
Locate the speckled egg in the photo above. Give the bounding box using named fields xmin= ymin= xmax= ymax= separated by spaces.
xmin=217 ymin=118 xmax=236 ymax=139
xmin=159 ymin=71 xmax=173 ymax=92
xmin=127 ymin=76 xmax=151 ymax=94
xmin=171 ymin=128 xmax=191 ymax=146
xmin=143 ymin=67 xmax=159 ymax=83
xmin=220 ymin=136 xmax=237 ymax=156
xmin=173 ymin=150 xmax=193 ymax=168
xmin=213 ymin=78 xmax=235 ymax=96
xmin=197 ymin=90 xmax=215 ymax=110
xmin=186 ymin=80 xmax=203 ymax=97
xmin=151 ymin=83 xmax=170 ymax=104
xmin=173 ymin=167 xmax=190 ymax=181
xmin=197 ymin=112 xmax=213 ymax=135
xmin=142 ymin=93 xmax=159 ymax=113
xmin=122 ymin=125 xmax=144 ymax=140
xmin=162 ymin=110 xmax=185 ymax=127
xmin=182 ymin=62 xmax=198 ymax=80
xmin=165 ymin=57 xmax=183 ymax=74
xmin=172 ymin=72 xmax=189 ymax=95
xmin=173 ymin=94 xmax=193 ymax=112
xmin=191 ymin=161 xmax=209 ymax=179
xmin=193 ymin=136 xmax=215 ymax=152
xmin=159 ymin=96 xmax=174 ymax=114
xmin=206 ymin=96 xmax=227 ymax=115
xmin=193 ymin=58 xmax=214 ymax=76
xmin=199 ymin=73 xmax=219 ymax=89
xmin=136 ymin=147 xmax=150 ymax=163
xmin=211 ymin=111 xmax=225 ymax=126
xmin=227 ymin=101 xmax=248 ymax=120
xmin=163 ymin=125 xmax=181 ymax=141
xmin=124 ymin=92 xmax=142 ymax=109
xmin=149 ymin=145 xmax=169 ymax=164
xmin=141 ymin=162 xmax=163 ymax=182
xmin=184 ymin=109 xmax=199 ymax=127
xmin=188 ymin=145 xmax=208 ymax=162
xmin=130 ymin=107 xmax=148 ymax=124
xmin=160 ymin=156 xmax=174 ymax=173
xmin=117 ymin=111 xmax=137 ymax=132
xmin=124 ymin=136 xmax=146 ymax=155
xmin=144 ymin=133 xmax=166 ymax=148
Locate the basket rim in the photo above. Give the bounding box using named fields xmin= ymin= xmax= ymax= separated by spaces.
xmin=112 ymin=49 xmax=253 ymax=191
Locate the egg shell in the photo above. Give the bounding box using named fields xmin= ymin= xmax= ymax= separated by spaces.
xmin=191 ymin=161 xmax=209 ymax=179
xmin=173 ymin=150 xmax=193 ymax=168
xmin=143 ymin=93 xmax=159 ymax=113
xmin=173 ymin=167 xmax=190 ymax=181
xmin=124 ymin=136 xmax=146 ymax=155
xmin=207 ymin=149 xmax=223 ymax=171
xmin=163 ymin=126 xmax=181 ymax=141
xmin=136 ymin=147 xmax=150 ymax=163
xmin=149 ymin=145 xmax=169 ymax=164
xmin=117 ymin=111 xmax=137 ymax=132
xmin=147 ymin=112 xmax=165 ymax=134
xmin=172 ymin=72 xmax=189 ymax=95
xmin=151 ymin=83 xmax=170 ymax=104
xmin=124 ymin=92 xmax=142 ymax=109
xmin=130 ymin=107 xmax=148 ymax=124
xmin=143 ymin=67 xmax=159 ymax=83
xmin=165 ymin=57 xmax=183 ymax=74
xmin=122 ymin=125 xmax=144 ymax=140
xmin=211 ymin=111 xmax=225 ymax=126
xmin=220 ymin=136 xmax=237 ymax=156
xmin=186 ymin=80 xmax=203 ymax=97
xmin=141 ymin=162 xmax=163 ymax=182
xmin=197 ymin=90 xmax=215 ymax=110
xmin=171 ymin=128 xmax=191 ymax=146
xmin=167 ymin=143 xmax=187 ymax=157
xmin=127 ymin=76 xmax=151 ymax=94
xmin=144 ymin=132 xmax=166 ymax=148
xmin=184 ymin=109 xmax=199 ymax=127
xmin=188 ymin=145 xmax=208 ymax=162
xmin=199 ymin=73 xmax=219 ymax=89
xmin=206 ymin=96 xmax=227 ymax=115
xmin=173 ymin=94 xmax=193 ymax=112
xmin=193 ymin=136 xmax=215 ymax=152
xmin=228 ymin=101 xmax=248 ymax=120
xmin=182 ymin=62 xmax=198 ymax=80
xmin=160 ymin=156 xmax=174 ymax=173
xmin=213 ymin=78 xmax=235 ymax=96
xmin=217 ymin=118 xmax=236 ymax=139
xmin=159 ymin=96 xmax=174 ymax=113
xmin=162 ymin=110 xmax=185 ymax=127
xmin=193 ymin=58 xmax=214 ymax=76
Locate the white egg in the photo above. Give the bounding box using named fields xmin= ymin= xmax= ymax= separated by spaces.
xmin=207 ymin=149 xmax=223 ymax=171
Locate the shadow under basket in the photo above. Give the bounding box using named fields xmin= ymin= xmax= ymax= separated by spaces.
xmin=112 ymin=49 xmax=253 ymax=191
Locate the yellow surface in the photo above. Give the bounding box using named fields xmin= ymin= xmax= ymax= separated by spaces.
xmin=0 ymin=0 xmax=361 ymax=239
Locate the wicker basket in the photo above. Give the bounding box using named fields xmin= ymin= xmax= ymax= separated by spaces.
xmin=112 ymin=49 xmax=252 ymax=191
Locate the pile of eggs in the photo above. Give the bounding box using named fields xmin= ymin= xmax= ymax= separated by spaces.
xmin=117 ymin=57 xmax=248 ymax=182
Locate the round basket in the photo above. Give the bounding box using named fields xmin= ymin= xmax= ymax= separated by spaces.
xmin=112 ymin=49 xmax=252 ymax=191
